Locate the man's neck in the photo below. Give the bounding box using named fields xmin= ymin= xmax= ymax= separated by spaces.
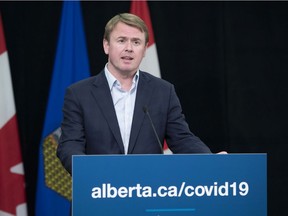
xmin=109 ymin=71 xmax=136 ymax=91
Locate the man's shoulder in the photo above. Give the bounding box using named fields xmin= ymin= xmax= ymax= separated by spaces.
xmin=139 ymin=70 xmax=172 ymax=87
xmin=68 ymin=70 xmax=104 ymax=90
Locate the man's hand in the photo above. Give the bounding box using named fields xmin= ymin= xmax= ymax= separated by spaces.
xmin=217 ymin=151 xmax=228 ymax=154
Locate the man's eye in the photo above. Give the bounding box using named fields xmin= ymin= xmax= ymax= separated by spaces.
xmin=133 ymin=41 xmax=141 ymax=45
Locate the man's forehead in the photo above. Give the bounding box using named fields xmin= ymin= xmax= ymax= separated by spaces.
xmin=111 ymin=23 xmax=145 ymax=39
xmin=113 ymin=22 xmax=143 ymax=34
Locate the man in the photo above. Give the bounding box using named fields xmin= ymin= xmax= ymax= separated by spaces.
xmin=57 ymin=13 xmax=214 ymax=175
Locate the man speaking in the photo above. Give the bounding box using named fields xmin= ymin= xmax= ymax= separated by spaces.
xmin=57 ymin=13 xmax=219 ymax=175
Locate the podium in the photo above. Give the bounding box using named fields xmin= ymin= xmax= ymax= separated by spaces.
xmin=72 ymin=154 xmax=266 ymax=216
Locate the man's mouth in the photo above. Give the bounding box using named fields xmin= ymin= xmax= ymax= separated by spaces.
xmin=121 ymin=56 xmax=133 ymax=60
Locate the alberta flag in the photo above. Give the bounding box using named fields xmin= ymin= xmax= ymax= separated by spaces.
xmin=130 ymin=0 xmax=171 ymax=153
xmin=0 ymin=13 xmax=28 ymax=216
xmin=35 ymin=1 xmax=90 ymax=216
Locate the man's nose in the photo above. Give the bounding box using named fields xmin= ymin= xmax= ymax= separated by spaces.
xmin=125 ymin=41 xmax=133 ymax=52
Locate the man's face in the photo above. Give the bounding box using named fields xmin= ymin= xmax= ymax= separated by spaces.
xmin=103 ymin=22 xmax=147 ymax=76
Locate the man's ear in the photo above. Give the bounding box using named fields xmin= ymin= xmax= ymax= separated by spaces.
xmin=103 ymin=39 xmax=109 ymax=54
xmin=143 ymin=42 xmax=148 ymax=57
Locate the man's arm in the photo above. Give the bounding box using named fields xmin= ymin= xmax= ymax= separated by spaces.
xmin=57 ymin=87 xmax=86 ymax=174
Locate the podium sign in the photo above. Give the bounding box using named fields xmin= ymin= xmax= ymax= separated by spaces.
xmin=72 ymin=154 xmax=266 ymax=216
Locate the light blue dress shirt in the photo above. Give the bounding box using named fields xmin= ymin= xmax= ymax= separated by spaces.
xmin=105 ymin=65 xmax=139 ymax=154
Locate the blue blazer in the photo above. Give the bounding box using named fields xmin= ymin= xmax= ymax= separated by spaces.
xmin=57 ymin=70 xmax=211 ymax=173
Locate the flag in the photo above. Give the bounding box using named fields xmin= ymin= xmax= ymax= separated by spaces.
xmin=0 ymin=14 xmax=28 ymax=216
xmin=35 ymin=1 xmax=90 ymax=216
xmin=130 ymin=0 xmax=171 ymax=153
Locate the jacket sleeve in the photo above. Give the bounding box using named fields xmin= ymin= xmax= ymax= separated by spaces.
xmin=165 ymin=85 xmax=212 ymax=154
xmin=57 ymin=87 xmax=86 ymax=174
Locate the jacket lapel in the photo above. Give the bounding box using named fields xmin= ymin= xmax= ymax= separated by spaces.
xmin=90 ymin=71 xmax=124 ymax=153
xmin=128 ymin=72 xmax=154 ymax=153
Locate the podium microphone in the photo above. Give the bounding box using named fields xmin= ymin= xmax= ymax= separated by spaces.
xmin=143 ymin=106 xmax=163 ymax=154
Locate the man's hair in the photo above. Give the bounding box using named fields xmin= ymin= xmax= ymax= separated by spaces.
xmin=104 ymin=13 xmax=149 ymax=44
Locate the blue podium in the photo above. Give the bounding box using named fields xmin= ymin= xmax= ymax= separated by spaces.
xmin=72 ymin=154 xmax=266 ymax=216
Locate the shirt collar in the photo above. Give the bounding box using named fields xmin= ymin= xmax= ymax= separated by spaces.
xmin=104 ymin=63 xmax=139 ymax=91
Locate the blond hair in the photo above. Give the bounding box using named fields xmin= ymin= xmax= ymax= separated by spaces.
xmin=104 ymin=13 xmax=149 ymax=44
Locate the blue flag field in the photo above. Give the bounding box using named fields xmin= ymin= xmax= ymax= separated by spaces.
xmin=35 ymin=1 xmax=90 ymax=216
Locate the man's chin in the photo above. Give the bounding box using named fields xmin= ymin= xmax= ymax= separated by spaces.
xmin=119 ymin=67 xmax=137 ymax=75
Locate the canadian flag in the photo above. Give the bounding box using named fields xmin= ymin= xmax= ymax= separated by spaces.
xmin=130 ymin=0 xmax=171 ymax=153
xmin=0 ymin=14 xmax=28 ymax=216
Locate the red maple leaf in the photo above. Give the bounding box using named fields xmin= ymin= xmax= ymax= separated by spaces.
xmin=0 ymin=116 xmax=26 ymax=214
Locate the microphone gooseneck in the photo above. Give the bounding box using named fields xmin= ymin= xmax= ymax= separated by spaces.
xmin=143 ymin=106 xmax=163 ymax=154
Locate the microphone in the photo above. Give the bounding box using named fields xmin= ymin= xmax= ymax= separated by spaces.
xmin=143 ymin=106 xmax=163 ymax=154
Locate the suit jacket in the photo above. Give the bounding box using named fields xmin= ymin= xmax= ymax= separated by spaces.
xmin=57 ymin=70 xmax=211 ymax=174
